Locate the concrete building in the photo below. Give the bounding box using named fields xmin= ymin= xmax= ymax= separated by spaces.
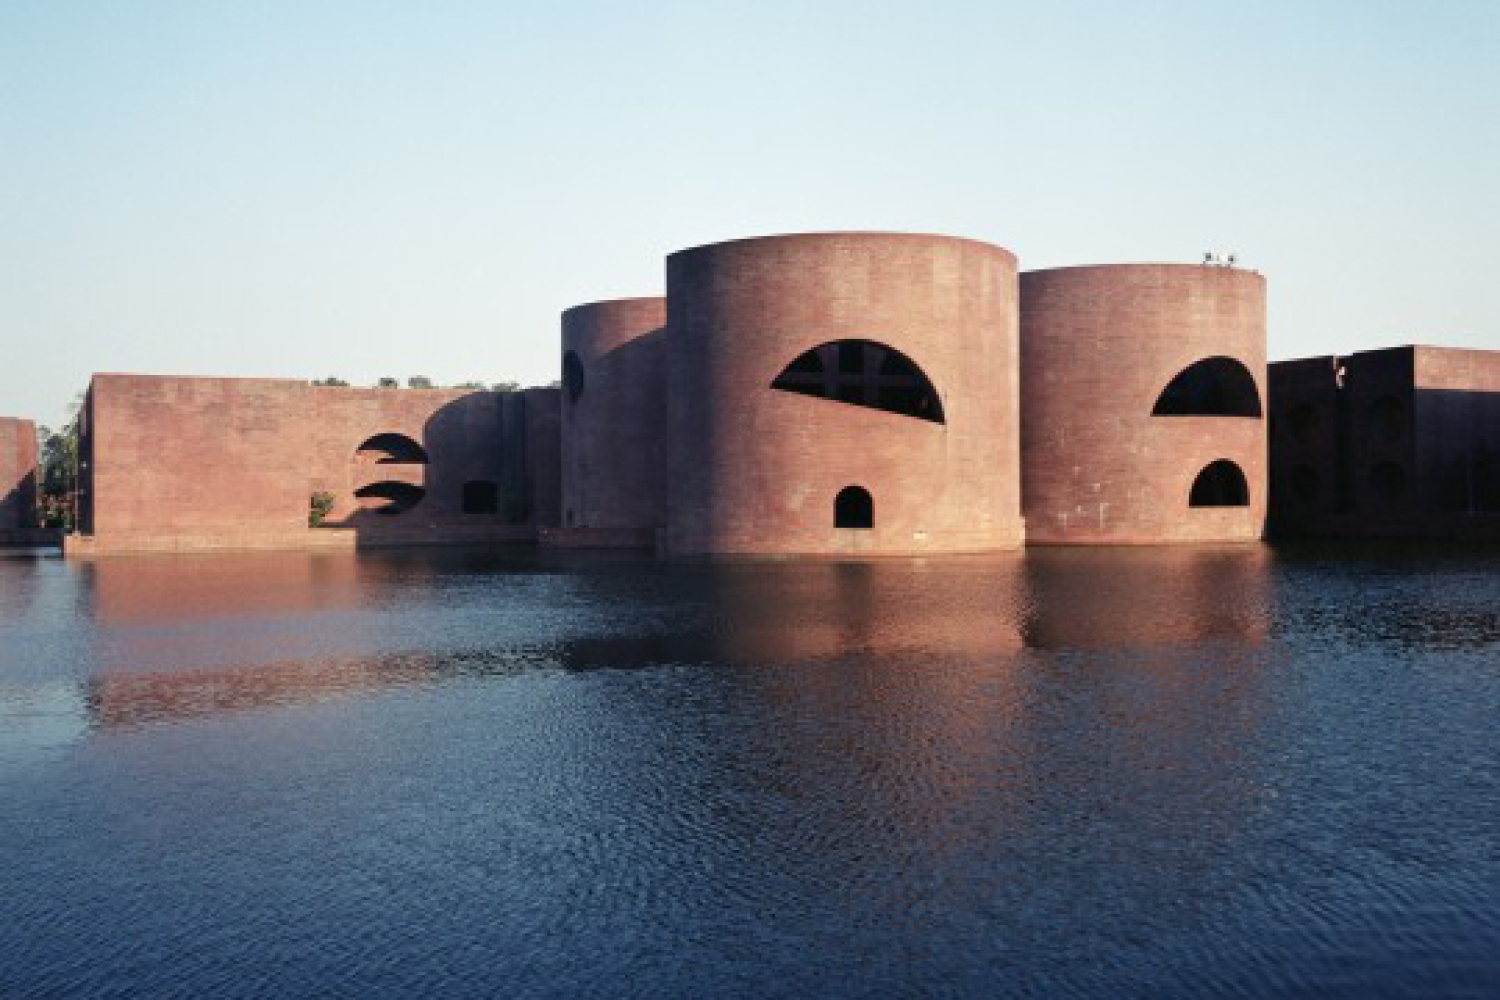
xmin=1269 ymin=346 xmax=1500 ymax=540
xmin=71 ymin=228 xmax=1477 ymax=557
xmin=0 ymin=417 xmax=38 ymax=544
xmin=1019 ymin=265 xmax=1267 ymax=544
xmin=69 ymin=374 xmax=559 ymax=555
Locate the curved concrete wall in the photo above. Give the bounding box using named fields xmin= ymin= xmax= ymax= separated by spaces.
xmin=560 ymin=297 xmax=668 ymax=545
xmin=1019 ymin=264 xmax=1267 ymax=544
xmin=663 ymin=232 xmax=1022 ymax=556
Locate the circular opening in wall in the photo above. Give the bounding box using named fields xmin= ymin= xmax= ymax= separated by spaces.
xmin=1288 ymin=403 xmax=1320 ymax=445
xmin=1371 ymin=462 xmax=1406 ymax=505
xmin=1291 ymin=465 xmax=1319 ymax=504
xmin=1371 ymin=395 xmax=1404 ymax=444
xmin=563 ymin=351 xmax=585 ymax=404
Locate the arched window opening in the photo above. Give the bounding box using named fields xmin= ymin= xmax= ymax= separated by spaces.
xmin=1371 ymin=462 xmax=1407 ymax=505
xmin=355 ymin=433 xmax=428 ymax=465
xmin=771 ymin=340 xmax=944 ymax=423
xmin=835 ymin=486 xmax=874 ymax=529
xmin=563 ymin=351 xmax=585 ymax=404
xmin=1152 ymin=357 xmax=1262 ymax=418
xmin=1291 ymin=465 xmax=1319 ymax=504
xmin=354 ymin=481 xmax=425 ymax=516
xmin=462 ymin=480 xmax=499 ymax=514
xmin=1371 ymin=395 xmax=1405 ymax=444
xmin=1189 ymin=460 xmax=1250 ymax=508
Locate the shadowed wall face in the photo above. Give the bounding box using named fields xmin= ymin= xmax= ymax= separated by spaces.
xmin=0 ymin=417 xmax=38 ymax=541
xmin=74 ymin=375 xmax=557 ymax=554
xmin=662 ymin=232 xmax=1023 ymax=556
xmin=559 ymin=298 xmax=667 ymax=546
xmin=1019 ymin=265 xmax=1268 ymax=544
xmin=1270 ymin=346 xmax=1500 ymax=540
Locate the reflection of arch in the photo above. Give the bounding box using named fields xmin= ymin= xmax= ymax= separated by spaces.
xmin=835 ymin=485 xmax=873 ymax=528
xmin=462 ymin=480 xmax=499 ymax=514
xmin=355 ymin=433 xmax=428 ymax=464
xmin=1371 ymin=395 xmax=1405 ymax=444
xmin=1371 ymin=462 xmax=1406 ymax=505
xmin=1152 ymin=357 xmax=1262 ymax=417
xmin=771 ymin=340 xmax=944 ymax=423
xmin=563 ymin=351 xmax=584 ymax=404
xmin=1189 ymin=460 xmax=1249 ymax=507
xmin=354 ymin=481 xmax=425 ymax=515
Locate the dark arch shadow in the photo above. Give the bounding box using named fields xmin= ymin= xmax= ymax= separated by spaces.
xmin=771 ymin=340 xmax=945 ymax=423
xmin=355 ymin=432 xmax=429 ymax=464
xmin=1190 ymin=460 xmax=1250 ymax=507
xmin=1153 ymin=357 xmax=1262 ymax=418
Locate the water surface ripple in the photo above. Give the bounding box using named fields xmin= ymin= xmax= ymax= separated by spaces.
xmin=0 ymin=544 xmax=1496 ymax=998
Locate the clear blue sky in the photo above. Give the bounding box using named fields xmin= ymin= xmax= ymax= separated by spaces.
xmin=2 ymin=0 xmax=1497 ymax=428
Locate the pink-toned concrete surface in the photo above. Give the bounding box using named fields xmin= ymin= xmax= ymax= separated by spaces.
xmin=0 ymin=417 xmax=38 ymax=543
xmin=70 ymin=374 xmax=559 ymax=555
xmin=1269 ymin=346 xmax=1500 ymax=540
xmin=560 ymin=297 xmax=668 ymax=546
xmin=662 ymin=232 xmax=1023 ymax=556
xmin=1020 ymin=265 xmax=1267 ymax=544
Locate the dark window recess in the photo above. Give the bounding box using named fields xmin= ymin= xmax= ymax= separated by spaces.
xmin=770 ymin=340 xmax=945 ymax=423
xmin=1189 ymin=460 xmax=1250 ymax=507
xmin=563 ymin=351 xmax=585 ymax=404
xmin=1371 ymin=462 xmax=1407 ymax=505
xmin=835 ymin=485 xmax=874 ymax=528
xmin=462 ymin=480 xmax=499 ymax=514
xmin=355 ymin=433 xmax=428 ymax=464
xmin=1370 ymin=395 xmax=1405 ymax=444
xmin=1287 ymin=403 xmax=1320 ymax=444
xmin=1291 ymin=465 xmax=1319 ymax=504
xmin=1153 ymin=357 xmax=1263 ymax=417
xmin=354 ymin=481 xmax=425 ymax=516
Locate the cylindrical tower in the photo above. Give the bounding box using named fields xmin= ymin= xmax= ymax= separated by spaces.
xmin=663 ymin=232 xmax=1022 ymax=556
xmin=559 ymin=297 xmax=668 ymax=545
xmin=1019 ymin=264 xmax=1267 ymax=544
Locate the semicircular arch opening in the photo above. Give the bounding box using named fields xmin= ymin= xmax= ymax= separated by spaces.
xmin=771 ymin=340 xmax=944 ymax=423
xmin=1189 ymin=459 xmax=1250 ymax=507
xmin=1152 ymin=357 xmax=1262 ymax=418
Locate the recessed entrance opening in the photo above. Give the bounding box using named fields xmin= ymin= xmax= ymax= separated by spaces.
xmin=354 ymin=481 xmax=425 ymax=516
xmin=355 ymin=433 xmax=428 ymax=465
xmin=772 ymin=340 xmax=944 ymax=423
xmin=462 ymin=480 xmax=499 ymax=514
xmin=835 ymin=485 xmax=874 ymax=529
xmin=1189 ymin=460 xmax=1250 ymax=507
xmin=563 ymin=351 xmax=585 ymax=404
xmin=1153 ymin=357 xmax=1262 ymax=417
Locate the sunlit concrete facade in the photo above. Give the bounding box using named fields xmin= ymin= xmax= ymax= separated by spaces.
xmin=1269 ymin=346 xmax=1500 ymax=540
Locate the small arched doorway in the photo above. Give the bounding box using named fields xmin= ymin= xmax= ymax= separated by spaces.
xmin=1189 ymin=460 xmax=1250 ymax=507
xmin=835 ymin=486 xmax=874 ymax=529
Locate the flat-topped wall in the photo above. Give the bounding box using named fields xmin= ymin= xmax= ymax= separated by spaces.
xmin=1269 ymin=346 xmax=1500 ymax=540
xmin=70 ymin=374 xmax=561 ymax=555
xmin=662 ymin=232 xmax=1024 ymax=556
xmin=0 ymin=417 xmax=38 ymax=544
xmin=1020 ymin=265 xmax=1268 ymax=545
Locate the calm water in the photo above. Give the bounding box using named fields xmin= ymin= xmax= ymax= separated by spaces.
xmin=0 ymin=544 xmax=1496 ymax=999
